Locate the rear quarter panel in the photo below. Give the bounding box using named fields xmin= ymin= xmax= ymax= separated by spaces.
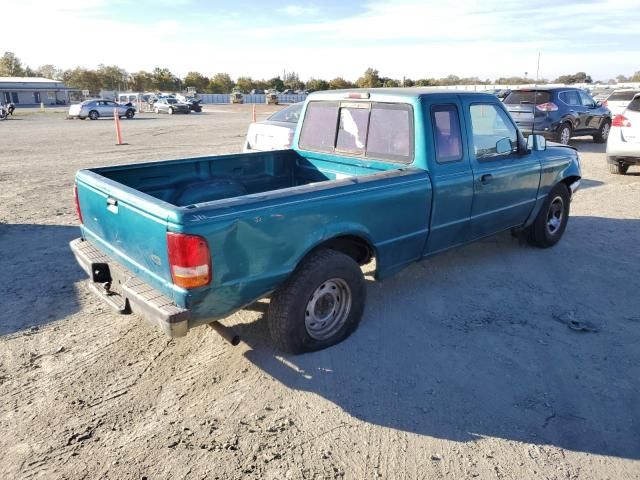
xmin=176 ymin=169 xmax=433 ymax=327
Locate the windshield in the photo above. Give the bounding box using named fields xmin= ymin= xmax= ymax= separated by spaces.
xmin=608 ymin=90 xmax=640 ymax=101
xmin=268 ymin=103 xmax=303 ymax=123
xmin=504 ymin=91 xmax=552 ymax=105
xmin=166 ymin=99 xmax=177 ymax=104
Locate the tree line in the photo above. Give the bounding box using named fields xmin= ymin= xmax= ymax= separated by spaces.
xmin=1 ymin=52 xmax=638 ymax=95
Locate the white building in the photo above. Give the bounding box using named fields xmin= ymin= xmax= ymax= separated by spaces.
xmin=0 ymin=77 xmax=71 ymax=105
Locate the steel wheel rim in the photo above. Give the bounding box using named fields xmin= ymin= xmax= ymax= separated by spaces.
xmin=602 ymin=123 xmax=610 ymax=140
xmin=560 ymin=127 xmax=570 ymax=144
xmin=546 ymin=196 xmax=564 ymax=235
xmin=305 ymin=278 xmax=352 ymax=341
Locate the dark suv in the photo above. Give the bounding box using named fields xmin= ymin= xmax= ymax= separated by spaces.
xmin=504 ymin=87 xmax=611 ymax=144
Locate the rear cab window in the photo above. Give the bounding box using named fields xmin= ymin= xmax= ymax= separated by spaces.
xmin=431 ymin=104 xmax=463 ymax=163
xmin=298 ymin=101 xmax=413 ymax=163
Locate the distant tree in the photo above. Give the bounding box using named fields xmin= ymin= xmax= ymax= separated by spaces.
xmin=253 ymin=79 xmax=268 ymax=90
xmin=0 ymin=51 xmax=25 ymax=76
xmin=152 ymin=67 xmax=179 ymax=91
xmin=62 ymin=68 xmax=102 ymax=94
xmin=283 ymin=72 xmax=304 ymax=91
xmin=267 ymin=77 xmax=285 ymax=91
xmin=35 ymin=64 xmax=61 ymax=80
xmin=235 ymin=76 xmax=255 ymax=93
xmin=128 ymin=71 xmax=155 ymax=91
xmin=616 ymin=74 xmax=630 ymax=83
xmin=631 ymin=71 xmax=640 ymax=82
xmin=554 ymin=72 xmax=592 ymax=84
xmin=183 ymin=71 xmax=209 ymax=92
xmin=415 ymin=79 xmax=434 ymax=87
xmin=356 ymin=68 xmax=381 ymax=88
xmin=380 ymin=78 xmax=399 ymax=88
xmin=403 ymin=78 xmax=415 ymax=87
xmin=305 ymin=78 xmax=329 ymax=91
xmin=97 ymin=64 xmax=128 ymax=90
xmin=328 ymin=77 xmax=354 ymax=89
xmin=208 ymin=73 xmax=234 ymax=93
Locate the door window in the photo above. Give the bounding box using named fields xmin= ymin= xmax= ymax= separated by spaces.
xmin=469 ymin=104 xmax=518 ymax=160
xmin=559 ymin=90 xmax=580 ymax=106
xmin=578 ymin=91 xmax=595 ymax=107
xmin=431 ymin=104 xmax=463 ymax=163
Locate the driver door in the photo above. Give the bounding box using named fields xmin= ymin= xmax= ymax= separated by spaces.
xmin=463 ymin=101 xmax=541 ymax=238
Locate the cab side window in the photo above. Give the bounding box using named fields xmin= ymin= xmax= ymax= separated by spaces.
xmin=431 ymin=104 xmax=463 ymax=163
xmin=469 ymin=103 xmax=518 ymax=160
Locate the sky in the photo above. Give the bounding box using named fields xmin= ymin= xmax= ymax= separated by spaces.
xmin=4 ymin=0 xmax=639 ymax=82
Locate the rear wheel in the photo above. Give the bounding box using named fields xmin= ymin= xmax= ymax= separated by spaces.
xmin=608 ymin=162 xmax=629 ymax=175
xmin=154 ymin=107 xmax=160 ymax=114
xmin=267 ymin=249 xmax=366 ymax=354
xmin=525 ymin=183 xmax=570 ymax=248
xmin=555 ymin=123 xmax=572 ymax=145
xmin=88 ymin=110 xmax=99 ymax=120
xmin=593 ymin=120 xmax=611 ymax=143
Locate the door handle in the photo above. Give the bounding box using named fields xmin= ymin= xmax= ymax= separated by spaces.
xmin=480 ymin=174 xmax=493 ymax=183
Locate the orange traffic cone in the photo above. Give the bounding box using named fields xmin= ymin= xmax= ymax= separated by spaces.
xmin=252 ymin=104 xmax=256 ymax=123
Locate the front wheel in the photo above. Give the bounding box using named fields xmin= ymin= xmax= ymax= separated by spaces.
xmin=154 ymin=107 xmax=159 ymax=114
xmin=593 ymin=120 xmax=610 ymax=143
xmin=125 ymin=109 xmax=135 ymax=119
xmin=168 ymin=107 xmax=174 ymax=115
xmin=267 ymin=249 xmax=366 ymax=354
xmin=525 ymin=183 xmax=570 ymax=248
xmin=555 ymin=123 xmax=572 ymax=145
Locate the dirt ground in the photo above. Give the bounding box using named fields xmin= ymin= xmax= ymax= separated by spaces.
xmin=1 ymin=105 xmax=639 ymax=480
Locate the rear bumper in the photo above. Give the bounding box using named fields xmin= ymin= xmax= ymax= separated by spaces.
xmin=70 ymin=238 xmax=190 ymax=337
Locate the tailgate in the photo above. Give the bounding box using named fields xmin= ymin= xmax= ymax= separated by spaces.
xmin=76 ymin=170 xmax=176 ymax=302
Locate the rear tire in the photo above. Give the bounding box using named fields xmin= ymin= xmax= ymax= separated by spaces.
xmin=555 ymin=123 xmax=572 ymax=145
xmin=154 ymin=107 xmax=159 ymax=114
xmin=608 ymin=162 xmax=629 ymax=175
xmin=267 ymin=249 xmax=366 ymax=354
xmin=593 ymin=120 xmax=611 ymax=143
xmin=525 ymin=183 xmax=570 ymax=248
xmin=88 ymin=110 xmax=99 ymax=120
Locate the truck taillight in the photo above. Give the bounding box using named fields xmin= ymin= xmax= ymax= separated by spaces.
xmin=536 ymin=102 xmax=558 ymax=112
xmin=612 ymin=115 xmax=631 ymax=127
xmin=74 ymin=184 xmax=83 ymax=224
xmin=166 ymin=232 xmax=211 ymax=289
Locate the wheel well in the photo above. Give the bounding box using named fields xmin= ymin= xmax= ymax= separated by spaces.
xmin=310 ymin=235 xmax=374 ymax=266
xmin=561 ymin=175 xmax=580 ymax=197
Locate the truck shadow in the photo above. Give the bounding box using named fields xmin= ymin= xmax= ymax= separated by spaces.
xmin=237 ymin=216 xmax=640 ymax=459
xmin=571 ymin=138 xmax=606 ymax=154
xmin=0 ymin=223 xmax=84 ymax=335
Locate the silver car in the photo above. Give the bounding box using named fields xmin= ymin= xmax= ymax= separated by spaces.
xmin=153 ymin=98 xmax=191 ymax=114
xmin=606 ymin=93 xmax=640 ymax=174
xmin=243 ymin=102 xmax=303 ymax=152
xmin=68 ymin=100 xmax=136 ymax=120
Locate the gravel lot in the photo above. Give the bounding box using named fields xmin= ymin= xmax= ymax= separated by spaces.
xmin=1 ymin=106 xmax=639 ymax=480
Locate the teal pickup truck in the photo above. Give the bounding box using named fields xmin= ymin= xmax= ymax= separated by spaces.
xmin=71 ymin=89 xmax=581 ymax=353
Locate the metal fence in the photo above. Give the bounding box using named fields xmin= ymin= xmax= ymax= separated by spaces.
xmin=198 ymin=93 xmax=307 ymax=104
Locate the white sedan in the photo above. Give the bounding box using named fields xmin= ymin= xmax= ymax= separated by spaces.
xmin=243 ymin=102 xmax=303 ymax=152
xmin=606 ymin=93 xmax=640 ymax=174
xmin=68 ymin=100 xmax=136 ymax=120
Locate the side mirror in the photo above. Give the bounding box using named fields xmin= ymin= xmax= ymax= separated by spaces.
xmin=595 ymin=101 xmax=602 ymax=108
xmin=496 ymin=137 xmax=512 ymax=154
xmin=527 ymin=134 xmax=547 ymax=151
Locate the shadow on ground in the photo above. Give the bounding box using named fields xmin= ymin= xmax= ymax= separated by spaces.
xmin=0 ymin=223 xmax=84 ymax=335
xmin=236 ymin=216 xmax=640 ymax=459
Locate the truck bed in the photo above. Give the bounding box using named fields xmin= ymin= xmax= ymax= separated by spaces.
xmin=95 ymin=150 xmax=396 ymax=207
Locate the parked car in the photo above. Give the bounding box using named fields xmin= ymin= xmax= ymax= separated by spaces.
xmin=603 ymin=89 xmax=640 ymax=116
xmin=504 ymin=87 xmax=611 ymax=144
xmin=265 ymin=91 xmax=279 ymax=105
xmin=243 ymin=102 xmax=303 ymax=152
xmin=68 ymin=100 xmax=136 ymax=120
xmin=230 ymin=92 xmax=244 ymax=104
xmin=591 ymin=88 xmax=613 ymax=103
xmin=153 ymin=98 xmax=191 ymax=115
xmin=606 ymin=93 xmax=640 ymax=174
xmin=70 ymin=89 xmax=580 ymax=353
xmin=250 ymin=89 xmax=265 ymax=95
xmin=182 ymin=97 xmax=203 ymax=112
xmin=281 ymin=89 xmax=296 ymax=95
